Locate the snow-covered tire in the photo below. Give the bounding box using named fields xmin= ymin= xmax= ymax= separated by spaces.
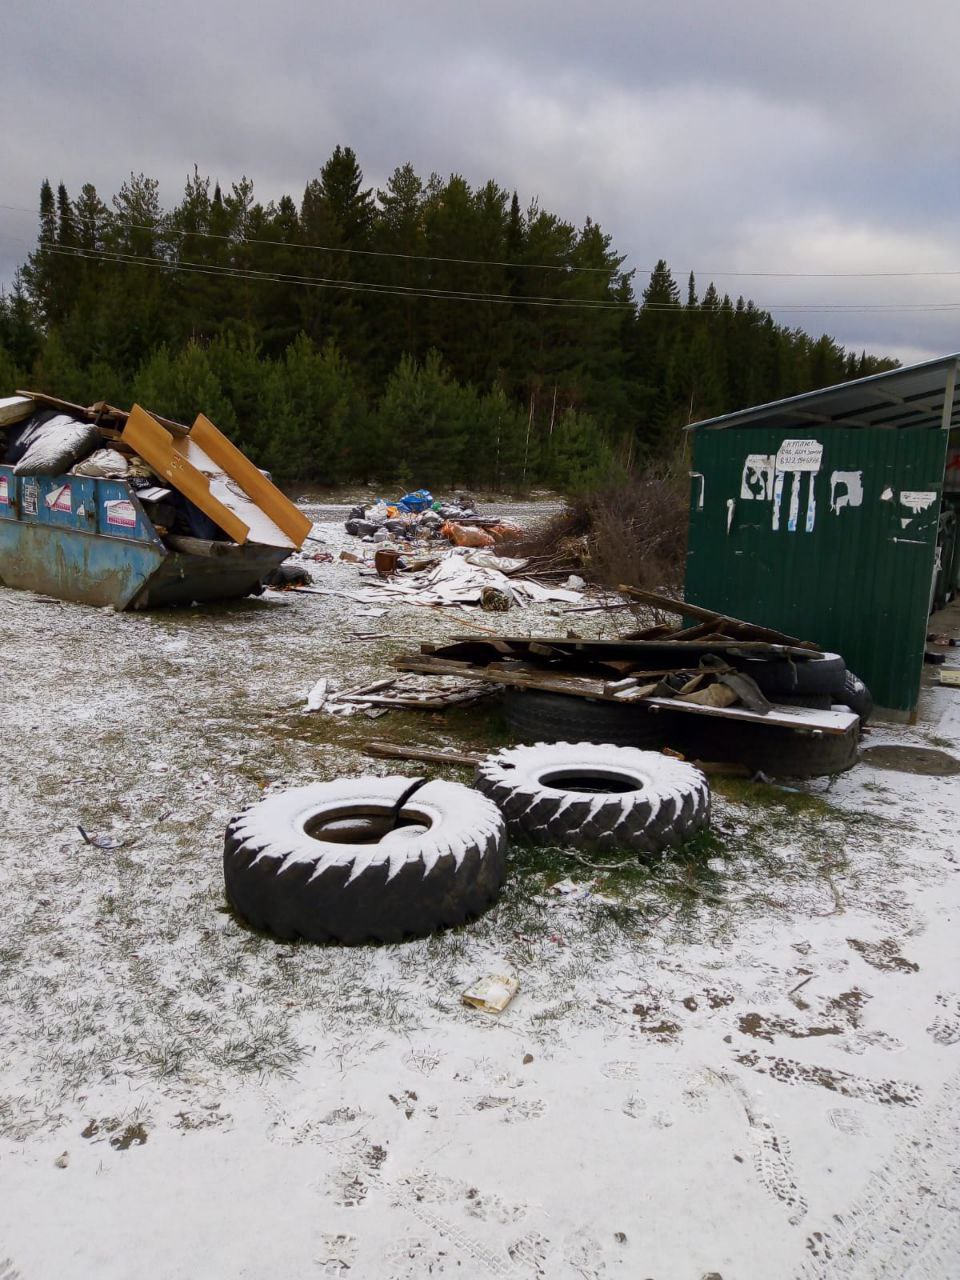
xmin=502 ymin=687 xmax=667 ymax=747
xmin=223 ymin=777 xmax=507 ymax=944
xmin=735 ymin=651 xmax=846 ymax=696
xmin=474 ymin=742 xmax=710 ymax=854
xmin=837 ymin=670 xmax=873 ymax=724
xmin=772 ymin=693 xmax=833 ymax=710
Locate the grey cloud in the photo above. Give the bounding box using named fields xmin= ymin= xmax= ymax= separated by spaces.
xmin=2 ymin=0 xmax=959 ymax=363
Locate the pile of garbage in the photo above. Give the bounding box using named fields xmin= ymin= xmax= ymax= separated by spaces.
xmin=345 ymin=490 xmax=522 ymax=549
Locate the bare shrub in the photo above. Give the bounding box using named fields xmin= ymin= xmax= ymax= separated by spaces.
xmin=511 ymin=464 xmax=688 ymax=593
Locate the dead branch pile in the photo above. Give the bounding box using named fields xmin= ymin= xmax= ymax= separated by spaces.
xmin=506 ymin=465 xmax=688 ymax=593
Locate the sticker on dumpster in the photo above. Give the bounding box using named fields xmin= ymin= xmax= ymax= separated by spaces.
xmin=775 ymin=439 xmax=823 ymax=473
xmin=740 ymin=454 xmax=775 ymax=500
xmin=45 ymin=484 xmax=73 ymax=514
xmin=0 ymin=476 xmax=8 ymax=505
xmin=829 ymin=470 xmax=864 ymax=514
xmin=22 ymin=480 xmax=38 ymax=515
xmin=105 ymin=499 xmax=137 ymax=529
xmin=899 ymin=491 xmax=937 ymax=515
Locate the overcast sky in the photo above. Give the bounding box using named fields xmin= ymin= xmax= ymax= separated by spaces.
xmin=3 ymin=0 xmax=958 ymax=365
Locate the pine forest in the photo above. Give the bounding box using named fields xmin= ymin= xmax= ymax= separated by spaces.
xmin=0 ymin=147 xmax=897 ymax=491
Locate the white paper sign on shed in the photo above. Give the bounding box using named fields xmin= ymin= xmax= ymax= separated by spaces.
xmin=775 ymin=439 xmax=823 ymax=473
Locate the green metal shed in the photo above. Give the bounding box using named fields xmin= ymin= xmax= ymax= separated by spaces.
xmin=684 ymin=353 xmax=959 ymax=720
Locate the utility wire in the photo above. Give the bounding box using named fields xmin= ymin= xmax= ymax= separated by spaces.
xmin=3 ymin=201 xmax=960 ymax=279
xmin=0 ymin=203 xmax=623 ymax=276
xmin=35 ymin=243 xmax=635 ymax=311
xmin=27 ymin=241 xmax=960 ymax=313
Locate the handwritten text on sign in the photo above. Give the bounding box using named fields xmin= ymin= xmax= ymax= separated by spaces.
xmin=775 ymin=439 xmax=823 ymax=473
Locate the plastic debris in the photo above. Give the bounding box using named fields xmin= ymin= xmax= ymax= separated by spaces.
xmin=462 ymin=974 xmax=519 ymax=1014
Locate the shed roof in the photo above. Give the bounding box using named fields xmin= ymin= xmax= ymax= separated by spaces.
xmin=686 ymin=351 xmax=960 ymax=433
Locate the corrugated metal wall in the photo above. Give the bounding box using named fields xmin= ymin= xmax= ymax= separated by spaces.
xmin=685 ymin=425 xmax=948 ymax=715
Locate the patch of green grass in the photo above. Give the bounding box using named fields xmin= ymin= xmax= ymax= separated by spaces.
xmin=711 ymin=775 xmax=835 ymax=817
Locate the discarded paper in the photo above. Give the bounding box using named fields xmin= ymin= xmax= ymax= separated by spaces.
xmin=462 ymin=974 xmax=519 ymax=1014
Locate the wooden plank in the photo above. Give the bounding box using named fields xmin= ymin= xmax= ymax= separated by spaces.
xmin=397 ymin=655 xmax=616 ymax=700
xmin=439 ymin=635 xmax=819 ymax=660
xmin=121 ymin=405 xmax=250 ymax=543
xmin=363 ymin=740 xmax=481 ymax=767
xmin=0 ymin=395 xmax=35 ymax=426
xmin=617 ymin=585 xmax=821 ymax=650
xmin=643 ymin=696 xmax=858 ymax=734
xmin=189 ymin=413 xmax=312 ymax=548
xmin=17 ymin=389 xmax=190 ymax=436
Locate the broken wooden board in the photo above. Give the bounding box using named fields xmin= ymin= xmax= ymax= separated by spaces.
xmin=643 ymin=696 xmax=858 ymax=735
xmin=363 ymin=740 xmax=482 ymax=767
xmin=430 ymin=635 xmax=822 ymax=662
xmin=122 ymin=405 xmax=298 ymax=549
xmin=618 ymin=585 xmax=822 ymax=651
xmin=397 ymin=654 xmax=619 ymax=700
xmin=17 ymin=388 xmax=190 ymax=436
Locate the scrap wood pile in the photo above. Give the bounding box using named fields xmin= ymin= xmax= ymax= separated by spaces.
xmin=394 ymin=589 xmax=863 ymax=732
xmin=398 ymin=634 xmax=793 ymax=715
xmin=302 ymin=672 xmax=495 ymax=717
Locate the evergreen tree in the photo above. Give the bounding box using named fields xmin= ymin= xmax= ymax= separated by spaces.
xmin=22 ymin=179 xmax=58 ymax=323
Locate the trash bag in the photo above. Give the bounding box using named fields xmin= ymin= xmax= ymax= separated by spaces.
xmin=440 ymin=520 xmax=496 ymax=548
xmin=436 ymin=502 xmax=477 ymax=521
xmin=345 ymin=518 xmax=377 ymax=537
xmin=396 ymin=489 xmax=434 ymax=513
xmin=366 ymin=500 xmax=389 ymax=525
xmin=8 ymin=411 xmax=101 ymax=475
xmin=70 ymin=447 xmax=130 ymax=478
xmin=261 ymin=562 xmax=312 ymax=589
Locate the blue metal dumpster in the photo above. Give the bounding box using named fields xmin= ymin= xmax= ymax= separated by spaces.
xmin=0 ymin=466 xmax=288 ymax=609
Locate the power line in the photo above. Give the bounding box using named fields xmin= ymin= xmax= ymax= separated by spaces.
xmin=4 ymin=201 xmax=960 ymax=280
xmin=0 ymin=203 xmax=624 ymax=277
xmin=27 ymin=241 xmax=960 ymax=314
xmin=35 ymin=242 xmax=635 ymax=311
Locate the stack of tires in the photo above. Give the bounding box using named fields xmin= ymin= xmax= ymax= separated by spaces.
xmin=732 ymin=652 xmax=872 ymax=721
xmin=500 ymin=653 xmax=870 ymax=780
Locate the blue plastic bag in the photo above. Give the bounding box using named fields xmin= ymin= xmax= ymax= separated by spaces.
xmin=396 ymin=489 xmax=434 ymax=513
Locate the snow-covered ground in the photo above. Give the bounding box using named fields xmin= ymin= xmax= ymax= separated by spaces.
xmin=0 ymin=503 xmax=958 ymax=1280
